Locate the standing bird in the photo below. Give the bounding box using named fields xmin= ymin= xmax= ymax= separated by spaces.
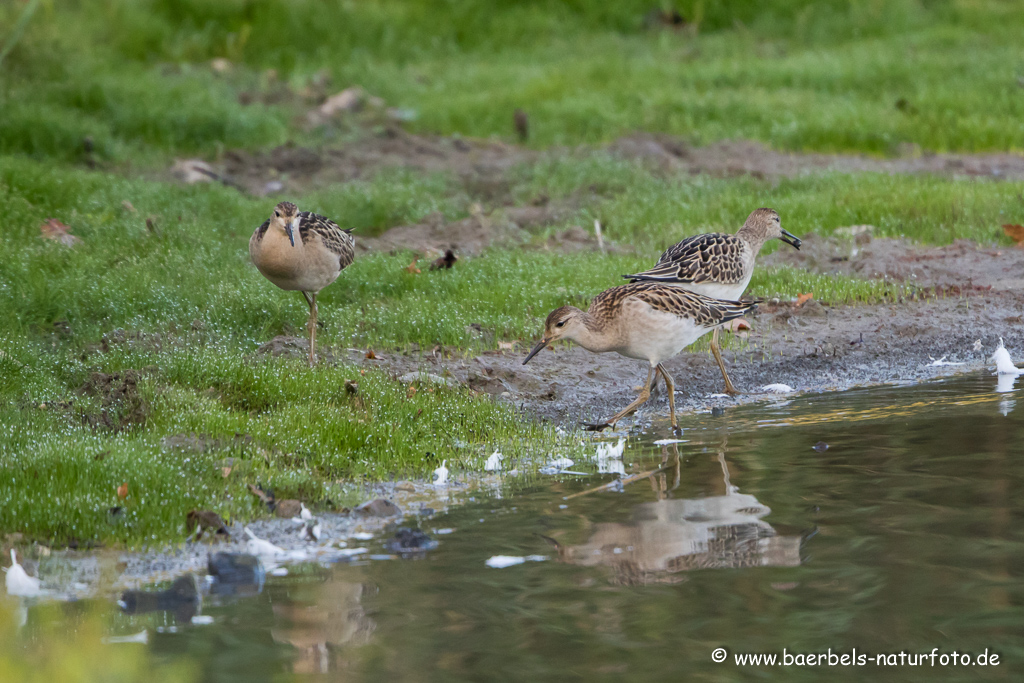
xmin=523 ymin=282 xmax=758 ymax=432
xmin=250 ymin=201 xmax=355 ymax=366
xmin=623 ymin=208 xmax=800 ymax=395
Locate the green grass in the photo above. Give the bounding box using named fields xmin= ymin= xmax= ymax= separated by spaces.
xmin=0 ymin=338 xmax=579 ymax=545
xmin=3 ymin=0 xmax=1024 ymax=162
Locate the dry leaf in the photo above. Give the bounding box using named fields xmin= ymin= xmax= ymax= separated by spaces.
xmin=404 ymin=259 xmax=421 ymax=274
xmin=365 ymin=349 xmax=377 ymax=360
xmin=221 ymin=467 xmax=232 ymax=478
xmin=406 ymin=385 xmax=418 ymax=399
xmin=121 ymin=200 xmax=136 ymax=213
xmin=116 ymin=482 xmax=128 ymax=499
xmin=1002 ymin=224 xmax=1024 ymax=245
xmin=39 ymin=219 xmax=82 ymax=247
xmin=497 ymin=341 xmax=516 ymax=351
xmin=795 ymin=292 xmax=814 ymax=307
xmin=725 ymin=318 xmax=751 ymax=333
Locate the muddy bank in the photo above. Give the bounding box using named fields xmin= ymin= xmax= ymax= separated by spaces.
xmin=299 ymin=290 xmax=1021 ymax=427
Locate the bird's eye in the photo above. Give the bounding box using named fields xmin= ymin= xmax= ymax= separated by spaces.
xmin=555 ymin=320 xmax=566 ymax=328
xmin=274 ymin=211 xmax=280 ymax=218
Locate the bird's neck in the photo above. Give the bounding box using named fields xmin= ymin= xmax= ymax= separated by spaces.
xmin=736 ymin=225 xmax=768 ymax=252
xmin=569 ymin=313 xmax=616 ymax=353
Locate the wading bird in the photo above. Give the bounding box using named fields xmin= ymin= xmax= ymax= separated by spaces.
xmin=524 ymin=282 xmax=758 ymax=432
xmin=250 ymin=202 xmax=354 ymax=366
xmin=624 ymin=208 xmax=799 ymax=394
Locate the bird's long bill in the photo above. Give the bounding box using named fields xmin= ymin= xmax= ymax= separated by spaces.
xmin=523 ymin=338 xmax=550 ymax=365
xmin=287 ymin=218 xmax=299 ymax=247
xmin=780 ymin=228 xmax=802 ymax=250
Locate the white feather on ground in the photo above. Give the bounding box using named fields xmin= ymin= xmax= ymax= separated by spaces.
xmin=761 ymin=384 xmax=794 ymax=394
xmin=595 ymin=438 xmax=625 ymax=461
xmin=432 ymin=461 xmax=449 ymax=486
xmin=992 ymin=339 xmax=1023 ymax=375
xmin=4 ymin=550 xmax=41 ymax=597
xmin=484 ymin=450 xmax=503 ymax=472
xmin=244 ymin=527 xmax=285 ymax=558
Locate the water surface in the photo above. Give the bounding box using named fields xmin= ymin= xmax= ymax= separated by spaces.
xmin=13 ymin=373 xmax=1024 ymax=682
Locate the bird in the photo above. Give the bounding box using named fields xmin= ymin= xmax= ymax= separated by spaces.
xmin=249 ymin=201 xmax=355 ymax=366
xmin=623 ymin=208 xmax=800 ymax=395
xmin=429 ymin=249 xmax=458 ymax=270
xmin=523 ymin=282 xmax=758 ymax=432
xmin=186 ymin=509 xmax=231 ymax=540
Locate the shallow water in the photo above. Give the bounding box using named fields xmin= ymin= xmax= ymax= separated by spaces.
xmin=10 ymin=373 xmax=1024 ymax=682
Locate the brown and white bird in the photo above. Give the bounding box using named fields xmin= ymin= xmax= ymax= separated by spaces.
xmin=624 ymin=208 xmax=800 ymax=395
xmin=249 ymin=201 xmax=355 ymax=366
xmin=524 ymin=282 xmax=758 ymax=432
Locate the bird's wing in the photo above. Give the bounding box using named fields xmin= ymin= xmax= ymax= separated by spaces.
xmin=624 ymin=233 xmax=746 ymax=285
xmin=298 ymin=212 xmax=356 ymax=269
xmin=594 ymin=282 xmax=757 ymax=328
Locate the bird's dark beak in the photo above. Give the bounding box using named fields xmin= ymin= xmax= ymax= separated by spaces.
xmin=523 ymin=338 xmax=550 ymax=365
xmin=780 ymin=229 xmax=801 ymax=250
xmin=287 ymin=218 xmax=298 ymax=247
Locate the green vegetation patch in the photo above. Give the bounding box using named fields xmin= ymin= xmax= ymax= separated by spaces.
xmin=3 ymin=0 xmax=1024 ymax=162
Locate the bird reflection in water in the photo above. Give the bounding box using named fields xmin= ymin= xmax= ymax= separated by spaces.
xmin=271 ymin=576 xmax=375 ymax=675
xmin=553 ymin=440 xmax=805 ymax=585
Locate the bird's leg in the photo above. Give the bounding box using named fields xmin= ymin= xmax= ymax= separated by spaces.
xmin=585 ymin=366 xmax=656 ymax=431
xmin=710 ymin=326 xmax=740 ymax=396
xmin=302 ymin=291 xmax=317 ymax=366
xmin=656 ymin=363 xmax=681 ymax=435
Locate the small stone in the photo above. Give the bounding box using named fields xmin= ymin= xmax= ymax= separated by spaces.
xmin=395 ymin=482 xmax=415 ymax=492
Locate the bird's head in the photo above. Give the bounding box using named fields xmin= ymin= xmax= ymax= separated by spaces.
xmin=270 ymin=201 xmax=300 ymax=246
xmin=742 ymin=207 xmax=801 ymax=250
xmin=523 ymin=305 xmax=586 ymax=364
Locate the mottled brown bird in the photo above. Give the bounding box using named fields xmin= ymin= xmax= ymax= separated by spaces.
xmin=624 ymin=208 xmax=799 ymax=395
xmin=513 ymin=108 xmax=529 ymax=143
xmin=186 ymin=510 xmax=230 ymax=540
xmin=524 ymin=282 xmax=757 ymax=432
xmin=250 ymin=201 xmax=355 ymax=365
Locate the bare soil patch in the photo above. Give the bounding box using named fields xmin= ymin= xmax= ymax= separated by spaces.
xmin=762 ymin=233 xmax=1024 ymax=292
xmin=190 ymin=130 xmax=1024 ymax=202
xmin=356 ymin=201 xmax=621 ymax=256
xmin=76 ymin=370 xmax=150 ymax=432
xmin=608 ymin=134 xmax=1024 ymax=180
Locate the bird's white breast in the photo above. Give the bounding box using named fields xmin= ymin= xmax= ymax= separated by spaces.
xmin=615 ymin=299 xmax=714 ymax=366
